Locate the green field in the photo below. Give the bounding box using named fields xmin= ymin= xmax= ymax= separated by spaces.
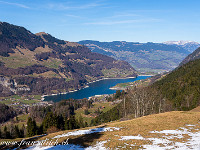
xmin=75 ymin=102 xmax=117 ymax=125
xmin=0 ymin=95 xmax=42 ymax=106
xmin=102 ymin=68 xmax=134 ymax=78
xmin=111 ymin=78 xmax=151 ymax=90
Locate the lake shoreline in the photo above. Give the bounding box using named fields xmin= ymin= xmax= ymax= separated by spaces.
xmin=109 ymin=75 xmax=153 ymax=91
xmin=41 ymin=76 xmax=138 ymax=101
xmin=109 ymin=87 xmax=126 ymax=90
xmin=138 ymin=74 xmax=155 ymax=76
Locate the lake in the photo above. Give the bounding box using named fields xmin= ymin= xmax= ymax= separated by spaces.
xmin=44 ymin=76 xmax=151 ymax=102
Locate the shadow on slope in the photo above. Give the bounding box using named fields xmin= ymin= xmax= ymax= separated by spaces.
xmin=62 ymin=125 xmax=106 ymax=148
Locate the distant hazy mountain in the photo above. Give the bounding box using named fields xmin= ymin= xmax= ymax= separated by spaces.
xmin=0 ymin=22 xmax=137 ymax=96
xmin=79 ymin=40 xmax=198 ymax=73
xmin=163 ymin=41 xmax=200 ymax=52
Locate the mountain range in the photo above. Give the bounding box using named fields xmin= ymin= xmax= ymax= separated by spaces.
xmin=79 ymin=40 xmax=200 ymax=73
xmin=163 ymin=40 xmax=200 ymax=52
xmin=1 ymin=21 xmax=200 ymax=149
xmin=91 ymin=43 xmax=200 ymax=126
xmin=0 ymin=22 xmax=137 ymax=97
xmin=20 ymin=44 xmax=200 ymax=149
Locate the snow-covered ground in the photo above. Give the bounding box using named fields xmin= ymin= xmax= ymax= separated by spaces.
xmin=53 ymin=127 xmax=121 ymax=139
xmin=26 ymin=124 xmax=200 ymax=150
xmin=26 ymin=142 xmax=107 ymax=150
xmin=26 ymin=127 xmax=120 ymax=150
xmin=119 ymin=124 xmax=200 ymax=150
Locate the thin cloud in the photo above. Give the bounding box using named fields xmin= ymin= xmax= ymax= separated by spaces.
xmin=65 ymin=14 xmax=83 ymax=18
xmin=0 ymin=1 xmax=29 ymax=9
xmin=130 ymin=9 xmax=174 ymax=13
xmin=108 ymin=13 xmax=141 ymax=19
xmin=85 ymin=19 xmax=161 ymax=25
xmin=47 ymin=2 xmax=104 ymax=10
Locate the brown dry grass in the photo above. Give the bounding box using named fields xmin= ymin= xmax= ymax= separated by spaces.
xmin=190 ymin=106 xmax=200 ymax=112
xmin=0 ymin=47 xmax=37 ymax=68
xmin=31 ymin=71 xmax=61 ymax=78
xmin=35 ymin=111 xmax=200 ymax=149
xmin=65 ymin=41 xmax=82 ymax=47
xmin=1 ymin=110 xmax=199 ymax=149
xmin=102 ymin=111 xmax=200 ymax=149
xmin=34 ymin=45 xmax=52 ymax=53
xmin=1 ymin=111 xmax=200 ymax=149
xmin=0 ymin=46 xmax=61 ymax=69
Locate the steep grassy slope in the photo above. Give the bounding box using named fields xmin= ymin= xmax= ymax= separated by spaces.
xmin=2 ymin=111 xmax=199 ymax=149
xmin=0 ymin=22 xmax=137 ymax=97
xmin=39 ymin=111 xmax=200 ymax=149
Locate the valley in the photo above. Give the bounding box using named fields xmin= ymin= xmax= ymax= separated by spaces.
xmin=0 ymin=19 xmax=200 ymax=150
xmin=79 ymin=40 xmax=200 ymax=73
xmin=0 ymin=22 xmax=137 ymax=97
xmin=43 ymin=76 xmax=150 ymax=102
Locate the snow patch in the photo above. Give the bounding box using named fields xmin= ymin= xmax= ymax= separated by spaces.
xmin=26 ymin=127 xmax=120 ymax=150
xmin=119 ymin=125 xmax=200 ymax=150
xmin=27 ymin=141 xmax=108 ymax=150
xmin=120 ymin=135 xmax=144 ymax=140
xmin=54 ymin=127 xmax=121 ymax=139
xmin=186 ymin=124 xmax=196 ymax=127
xmin=149 ymin=128 xmax=189 ymax=135
xmin=26 ymin=145 xmax=53 ymax=150
xmin=163 ymin=40 xmax=199 ymax=45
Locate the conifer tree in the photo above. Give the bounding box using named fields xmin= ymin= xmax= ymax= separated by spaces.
xmin=58 ymin=115 xmax=65 ymax=130
xmin=10 ymin=125 xmax=15 ymax=138
xmin=78 ymin=115 xmax=84 ymax=128
xmin=0 ymin=128 xmax=2 ymax=138
xmin=21 ymin=124 xmax=26 ymax=138
xmin=27 ymin=117 xmax=37 ymax=137
xmin=68 ymin=115 xmax=78 ymax=130
xmin=42 ymin=112 xmax=59 ymax=132
xmin=3 ymin=126 xmax=10 ymax=139
xmin=115 ymin=90 xmax=121 ymax=99
xmin=84 ymin=121 xmax=88 ymax=127
xmin=14 ymin=125 xmax=20 ymax=138
xmin=65 ymin=119 xmax=69 ymax=130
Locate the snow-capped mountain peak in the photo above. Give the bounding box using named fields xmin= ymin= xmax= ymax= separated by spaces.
xmin=163 ymin=40 xmax=199 ymax=45
xmin=163 ymin=40 xmax=200 ymax=52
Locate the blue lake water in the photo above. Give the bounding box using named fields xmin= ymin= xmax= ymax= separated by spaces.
xmin=44 ymin=76 xmax=151 ymax=102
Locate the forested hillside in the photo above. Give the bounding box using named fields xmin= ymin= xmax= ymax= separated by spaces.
xmin=154 ymin=58 xmax=200 ymax=110
xmin=0 ymin=92 xmax=122 ymax=140
xmin=0 ymin=103 xmax=17 ymax=123
xmin=179 ymin=47 xmax=200 ymax=66
xmin=0 ymin=22 xmax=137 ymax=97
xmin=93 ymin=50 xmax=200 ymax=125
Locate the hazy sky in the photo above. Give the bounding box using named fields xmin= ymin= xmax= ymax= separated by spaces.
xmin=0 ymin=0 xmax=200 ymax=43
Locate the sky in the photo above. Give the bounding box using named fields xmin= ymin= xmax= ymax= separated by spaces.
xmin=0 ymin=0 xmax=200 ymax=43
